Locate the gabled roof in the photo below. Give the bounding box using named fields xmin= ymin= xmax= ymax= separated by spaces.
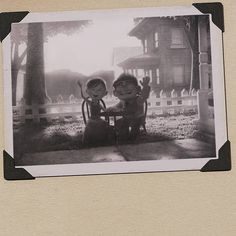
xmin=128 ymin=16 xmax=185 ymax=39
xmin=128 ymin=18 xmax=151 ymax=38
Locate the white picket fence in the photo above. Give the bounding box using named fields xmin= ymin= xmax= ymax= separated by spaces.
xmin=13 ymin=88 xmax=199 ymax=124
xmin=13 ymin=102 xmax=83 ymax=124
xmin=147 ymin=88 xmax=198 ymax=115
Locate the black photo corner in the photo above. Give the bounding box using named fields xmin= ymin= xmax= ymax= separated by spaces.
xmin=0 ymin=2 xmax=231 ymax=180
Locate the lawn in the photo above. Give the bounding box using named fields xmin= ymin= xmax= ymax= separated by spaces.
xmin=13 ymin=113 xmax=199 ymax=163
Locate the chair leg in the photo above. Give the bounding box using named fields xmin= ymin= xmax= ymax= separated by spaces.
xmin=142 ymin=124 xmax=147 ymax=134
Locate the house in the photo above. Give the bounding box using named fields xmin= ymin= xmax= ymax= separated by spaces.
xmin=112 ymin=46 xmax=142 ymax=78
xmin=118 ymin=17 xmax=194 ymax=95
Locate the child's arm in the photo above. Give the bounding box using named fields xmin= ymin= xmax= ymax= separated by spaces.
xmin=106 ymin=101 xmax=124 ymax=112
xmin=139 ymin=76 xmax=151 ymax=101
xmin=77 ymin=80 xmax=91 ymax=103
xmin=99 ymin=103 xmax=106 ymax=111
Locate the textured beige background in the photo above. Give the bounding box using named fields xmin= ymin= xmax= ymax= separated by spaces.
xmin=0 ymin=0 xmax=235 ymax=235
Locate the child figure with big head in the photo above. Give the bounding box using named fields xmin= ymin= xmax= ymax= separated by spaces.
xmin=77 ymin=78 xmax=109 ymax=145
xmin=110 ymin=73 xmax=150 ymax=140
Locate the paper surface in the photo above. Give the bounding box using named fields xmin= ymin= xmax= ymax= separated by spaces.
xmin=0 ymin=0 xmax=236 ymax=235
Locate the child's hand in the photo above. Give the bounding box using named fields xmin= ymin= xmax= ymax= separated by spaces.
xmin=140 ymin=76 xmax=150 ymax=87
xmin=106 ymin=106 xmax=120 ymax=112
xmin=77 ymin=80 xmax=82 ymax=88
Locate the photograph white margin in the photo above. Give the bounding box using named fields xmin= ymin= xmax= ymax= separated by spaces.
xmin=2 ymin=5 xmax=227 ymax=177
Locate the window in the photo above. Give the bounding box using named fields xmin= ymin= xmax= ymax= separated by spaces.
xmin=143 ymin=39 xmax=148 ymax=53
xmin=156 ymin=68 xmax=160 ymax=84
xmin=128 ymin=69 xmax=133 ymax=75
xmin=173 ymin=66 xmax=184 ymax=84
xmin=144 ymin=70 xmax=153 ymax=82
xmin=171 ymin=29 xmax=184 ymax=48
xmin=154 ymin=32 xmax=159 ymax=48
xmin=136 ymin=69 xmax=144 ymax=79
xmin=149 ymin=70 xmax=153 ymax=82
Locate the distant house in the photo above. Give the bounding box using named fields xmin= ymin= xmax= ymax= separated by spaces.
xmin=118 ymin=17 xmax=194 ymax=95
xmin=112 ymin=46 xmax=142 ymax=78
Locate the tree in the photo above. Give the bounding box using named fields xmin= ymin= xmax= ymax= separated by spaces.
xmin=172 ymin=16 xmax=200 ymax=91
xmin=11 ymin=23 xmax=28 ymax=105
xmin=11 ymin=20 xmax=90 ymax=105
xmin=24 ymin=23 xmax=47 ymax=105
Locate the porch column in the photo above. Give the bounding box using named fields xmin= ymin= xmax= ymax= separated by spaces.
xmin=197 ymin=16 xmax=213 ymax=133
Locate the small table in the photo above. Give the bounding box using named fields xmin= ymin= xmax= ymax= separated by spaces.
xmin=99 ymin=111 xmax=125 ymax=127
xmin=100 ymin=111 xmax=129 ymax=143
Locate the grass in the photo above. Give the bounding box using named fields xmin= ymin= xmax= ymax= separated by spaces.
xmin=13 ymin=113 xmax=199 ymax=162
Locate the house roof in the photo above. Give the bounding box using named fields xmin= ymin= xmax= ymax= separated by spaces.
xmin=128 ymin=18 xmax=151 ymax=38
xmin=118 ymin=53 xmax=160 ymax=68
xmin=112 ymin=46 xmax=142 ymax=66
xmin=128 ymin=16 xmax=183 ymax=39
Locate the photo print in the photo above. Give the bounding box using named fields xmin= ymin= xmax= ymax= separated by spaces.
xmin=1 ymin=4 xmax=230 ymax=178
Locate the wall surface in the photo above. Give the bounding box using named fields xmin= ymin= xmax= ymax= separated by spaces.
xmin=0 ymin=0 xmax=236 ymax=235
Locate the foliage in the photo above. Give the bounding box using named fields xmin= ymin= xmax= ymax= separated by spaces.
xmin=11 ymin=20 xmax=91 ymax=44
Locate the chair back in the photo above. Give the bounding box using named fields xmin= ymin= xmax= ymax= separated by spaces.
xmin=144 ymin=100 xmax=148 ymax=119
xmin=82 ymin=99 xmax=106 ymax=124
xmin=140 ymin=100 xmax=148 ymax=133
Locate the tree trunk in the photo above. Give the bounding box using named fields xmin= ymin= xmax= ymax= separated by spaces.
xmin=24 ymin=23 xmax=47 ymax=105
xmin=11 ymin=42 xmax=19 ymax=106
xmin=183 ymin=16 xmax=200 ymax=91
xmin=12 ymin=66 xmax=18 ymax=106
xmin=191 ymin=17 xmax=200 ymax=90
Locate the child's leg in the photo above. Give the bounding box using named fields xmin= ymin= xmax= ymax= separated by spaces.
xmin=83 ymin=119 xmax=109 ymax=146
xmin=130 ymin=117 xmax=142 ymax=139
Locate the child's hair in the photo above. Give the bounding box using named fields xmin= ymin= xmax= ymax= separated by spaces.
xmin=86 ymin=77 xmax=107 ymax=89
xmin=113 ymin=73 xmax=138 ymax=88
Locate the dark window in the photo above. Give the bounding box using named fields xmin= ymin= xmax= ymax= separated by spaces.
xmin=171 ymin=28 xmax=185 ymax=48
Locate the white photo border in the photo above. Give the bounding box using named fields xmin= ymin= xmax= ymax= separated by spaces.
xmin=2 ymin=5 xmax=228 ymax=177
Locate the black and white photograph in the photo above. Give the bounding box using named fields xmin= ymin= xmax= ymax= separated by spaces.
xmin=2 ymin=6 xmax=228 ymax=177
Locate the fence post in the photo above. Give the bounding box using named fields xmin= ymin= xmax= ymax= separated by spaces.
xmin=171 ymin=89 xmax=178 ymax=106
xmin=181 ymin=88 xmax=189 ymax=107
xmin=148 ymin=91 xmax=156 ymax=107
xmin=160 ymin=90 xmax=167 ymax=114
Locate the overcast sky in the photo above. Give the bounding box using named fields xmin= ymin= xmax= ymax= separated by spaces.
xmin=44 ymin=17 xmax=140 ymax=75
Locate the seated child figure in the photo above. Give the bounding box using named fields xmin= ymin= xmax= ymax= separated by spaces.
xmin=110 ymin=73 xmax=150 ymax=140
xmin=77 ymin=78 xmax=109 ymax=146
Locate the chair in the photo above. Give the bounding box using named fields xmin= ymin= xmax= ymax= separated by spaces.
xmin=140 ymin=100 xmax=148 ymax=133
xmin=81 ymin=99 xmax=108 ymax=124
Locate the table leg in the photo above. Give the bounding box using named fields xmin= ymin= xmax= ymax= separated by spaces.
xmin=114 ymin=115 xmax=118 ymax=145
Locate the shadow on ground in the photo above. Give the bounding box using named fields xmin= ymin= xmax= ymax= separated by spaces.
xmin=13 ymin=113 xmax=215 ymax=165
